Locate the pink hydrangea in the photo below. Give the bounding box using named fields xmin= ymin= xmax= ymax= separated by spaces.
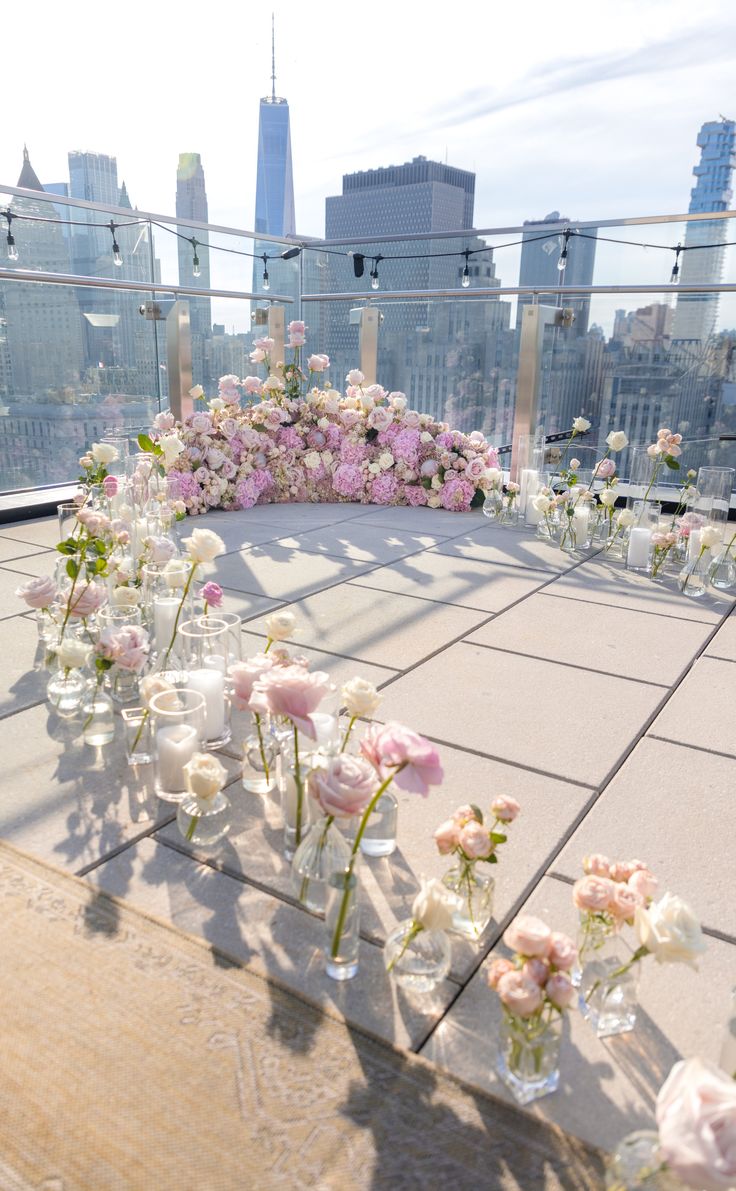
xmin=235 ymin=477 xmax=259 ymax=509
xmin=405 ymin=485 xmax=428 ymax=506
xmin=369 ymin=472 xmax=399 ymax=504
xmin=332 ymin=463 xmax=365 ymax=500
xmin=392 ymin=428 xmax=421 ymax=466
xmin=440 ymin=478 xmax=475 ymax=511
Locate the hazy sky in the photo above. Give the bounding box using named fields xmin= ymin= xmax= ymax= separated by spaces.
xmin=3 ymin=0 xmax=736 ymax=236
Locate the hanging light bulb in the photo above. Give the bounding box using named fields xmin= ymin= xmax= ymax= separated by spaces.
xmin=557 ymin=228 xmax=571 ymax=273
xmin=4 ymin=212 xmax=18 ymax=262
xmin=670 ymin=243 xmax=682 ymax=285
xmin=262 ymin=254 xmax=270 ymax=291
xmin=370 ymin=254 xmax=382 ymax=290
xmin=461 ymin=249 xmax=471 ymax=287
xmin=109 ymin=220 xmax=122 ymax=267
xmin=191 ymin=238 xmax=201 ymax=278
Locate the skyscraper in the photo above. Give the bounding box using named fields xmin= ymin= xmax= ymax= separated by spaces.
xmin=517 ymin=212 xmax=597 ymax=335
xmin=254 ymin=19 xmax=295 ymax=239
xmin=176 ymin=153 xmax=212 ymax=383
xmin=672 ymin=117 xmax=736 ymax=344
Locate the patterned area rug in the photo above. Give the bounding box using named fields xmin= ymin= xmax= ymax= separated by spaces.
xmin=0 ymin=842 xmax=604 ymax=1190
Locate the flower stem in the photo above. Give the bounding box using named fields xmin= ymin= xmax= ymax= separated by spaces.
xmin=299 ymin=814 xmax=334 ymax=904
xmin=341 ymin=716 xmax=356 ymax=753
xmin=386 ymin=920 xmax=422 ymax=973
xmin=186 ymin=813 xmax=199 ymax=841
xmin=161 ymin=562 xmax=196 ymax=671
xmin=253 ymin=713 xmax=270 ymax=782
xmin=293 ymin=724 xmax=303 ymax=846
xmin=682 ymin=544 xmax=707 ymax=593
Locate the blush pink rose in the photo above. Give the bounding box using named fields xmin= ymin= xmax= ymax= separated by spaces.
xmin=16 ymin=575 xmax=59 ymax=609
xmin=103 ymin=475 xmax=119 ymax=497
xmin=434 ymin=819 xmax=460 ymax=855
xmin=496 ymin=970 xmax=544 ymax=1018
xmin=573 ymin=875 xmax=614 ymax=912
xmin=359 ymin=721 xmax=443 ymax=796
xmin=459 ymin=820 xmax=493 ymax=860
xmin=656 ymin=1058 xmax=736 ymax=1191
xmin=368 ymin=406 xmax=394 ymax=432
xmin=628 ymin=869 xmax=659 ymax=901
xmin=546 ymin=931 xmax=578 ymax=971
xmin=228 ymin=654 xmax=273 ymax=709
xmin=609 ymin=860 xmax=636 ymax=883
xmin=522 ymin=958 xmax=550 ymax=985
xmin=491 ymin=795 xmax=520 ymax=823
xmin=595 ymin=458 xmax=616 ymax=479
xmin=582 ymin=853 xmax=611 ymax=877
xmin=68 ymin=581 xmax=108 ymax=618
xmin=200 ymin=581 xmax=223 ymax=609
xmin=249 ymin=664 xmax=332 ymax=740
xmin=308 ymin=754 xmax=376 ymax=819
xmin=503 ymin=915 xmax=551 ymax=958
xmin=242 ymin=376 xmax=263 ymax=395
xmin=609 ymin=882 xmax=643 ymax=923
xmin=99 ymin=625 xmax=150 ymax=672
xmin=545 ymin=971 xmax=577 ymax=1010
xmin=452 ymin=804 xmax=480 ymax=825
xmin=486 ymin=957 xmax=514 ymax=989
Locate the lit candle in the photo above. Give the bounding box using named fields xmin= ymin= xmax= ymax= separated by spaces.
xmin=188 ymin=668 xmax=225 ymax=740
xmin=153 ymin=596 xmax=181 ymax=653
xmin=627 ymin=527 xmax=651 ymax=569
xmin=526 ymin=499 xmax=543 ymax=526
xmin=156 ymin=723 xmax=199 ymax=793
xmin=573 ymin=505 xmax=590 ymax=546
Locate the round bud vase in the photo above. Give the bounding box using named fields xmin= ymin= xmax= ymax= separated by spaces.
xmin=176 ymin=790 xmax=231 ymax=846
xmin=710 ymin=547 xmax=736 ymax=591
xmin=496 ymin=1011 xmax=562 ymax=1106
xmin=482 ymin=491 xmax=504 ymax=520
xmin=677 ymin=553 xmax=710 ymax=598
xmin=359 ymin=790 xmax=398 ymax=857
xmin=605 ymin=1131 xmax=685 ymax=1190
xmin=579 ymin=936 xmax=640 ymax=1037
xmin=384 ymin=921 xmax=451 ymax=992
xmin=441 ymin=863 xmax=495 ymax=940
xmin=82 ymin=688 xmax=116 ymax=746
xmin=47 ymin=669 xmax=88 ymax=717
xmin=291 ymin=816 xmax=352 ymax=913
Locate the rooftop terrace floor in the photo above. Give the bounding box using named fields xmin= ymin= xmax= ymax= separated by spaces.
xmin=1 ymin=501 xmax=734 ymax=1177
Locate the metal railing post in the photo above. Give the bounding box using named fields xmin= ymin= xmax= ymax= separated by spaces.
xmin=268 ymin=305 xmax=286 ymax=373
xmin=166 ymin=300 xmax=193 ymax=422
xmin=359 ymin=307 xmax=380 ymax=385
xmin=510 ymin=305 xmax=574 ymax=480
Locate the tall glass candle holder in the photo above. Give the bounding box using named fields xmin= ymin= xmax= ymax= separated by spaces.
xmin=57 ymin=501 xmax=81 ymax=544
xmin=694 ymin=467 xmax=734 ymax=536
xmin=179 ymin=617 xmax=232 ymax=749
xmin=150 ymin=688 xmax=206 ymax=802
xmin=515 ymin=432 xmax=546 ymax=519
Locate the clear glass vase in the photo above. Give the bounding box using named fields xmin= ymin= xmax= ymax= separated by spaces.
xmin=360 ymin=790 xmax=398 ymax=857
xmin=110 ymin=666 xmax=140 ymax=706
xmin=242 ymin=715 xmax=277 ymax=794
xmin=573 ymin=911 xmax=614 ymax=986
xmin=496 ymin=1011 xmax=562 ymax=1106
xmin=278 ymin=732 xmax=310 ymax=859
xmin=384 ymin=920 xmax=451 ymax=992
xmin=606 ymin=1131 xmax=684 ymax=1190
xmin=482 ymin=490 xmax=504 ymax=520
xmin=46 ymin=669 xmax=88 ymax=717
xmin=150 ymin=688 xmax=206 ymax=802
xmin=122 ymin=706 xmax=154 ymax=765
xmin=677 ymin=554 xmax=710 ymax=599
xmin=176 ymin=790 xmax=231 ymax=846
xmin=82 ymin=689 xmax=116 ymax=746
xmin=709 ymin=547 xmax=736 ymax=591
xmin=324 ymin=871 xmax=360 ymax=981
xmin=291 ymin=816 xmax=352 ymax=913
xmin=441 ymin=863 xmax=495 ymax=940
xmin=579 ymin=935 xmax=640 ymax=1037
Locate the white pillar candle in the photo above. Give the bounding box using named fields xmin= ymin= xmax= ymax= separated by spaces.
xmin=627 ymin=526 xmax=651 ymax=569
xmin=519 ymin=468 xmax=538 ymax=514
xmin=310 ymin=712 xmax=339 ymax=750
xmin=687 ymin=528 xmax=702 ymax=562
xmin=525 ymin=499 xmax=543 ymax=526
xmin=573 ymin=506 xmax=590 ymax=546
xmin=203 ymin=653 xmax=227 ymax=674
xmin=188 ymin=668 xmax=226 ymax=739
xmin=156 ymin=723 xmax=198 ymax=792
xmin=153 ymin=596 xmax=181 ymax=653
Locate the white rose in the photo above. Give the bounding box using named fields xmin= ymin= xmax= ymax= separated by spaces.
xmin=145 ymin=535 xmax=177 ymax=564
xmin=606 ymin=430 xmax=629 ymax=451
xmin=599 ymin=489 xmax=618 ymax=508
xmin=140 ymin=675 xmax=178 ymax=710
xmin=264 ymin=610 xmax=297 ymax=642
xmin=391 ymin=395 xmax=407 ymax=411
xmin=56 ymin=638 xmax=93 ymax=670
xmin=209 ymin=397 xmax=225 ymax=412
xmin=303 ymin=451 xmax=321 ymax=471
xmin=341 ymin=677 xmax=381 ymax=719
xmin=378 ymin=452 xmax=394 ymax=470
xmin=420 ymin=432 xmax=433 ymax=443
xmin=112 ymin=586 xmax=140 ymax=607
xmin=317 ymin=417 xmax=330 ymax=430
xmin=634 ymin=893 xmax=707 ymax=969
xmin=368 ymin=463 xmax=381 ymax=475
xmin=162 ymin=559 xmax=189 ymax=589
xmin=484 ymin=467 xmax=502 ymax=489
xmin=617 ymin=509 xmax=636 ymax=528
xmin=532 ymin=493 xmax=553 ymax=514
xmin=346 ymin=369 xmax=364 ymax=385
xmin=184 ymin=752 xmax=228 ymax=802
xmin=183 ymin=527 xmax=226 ymax=564
xmin=90 ymin=442 xmax=119 ymax=465
xmin=656 ymin=1057 xmax=736 ymax=1191
xmin=158 ymin=433 xmax=185 ymax=467
xmin=411 ymin=878 xmax=459 ymax=932
xmin=572 ymin=417 xmax=591 ymax=433
xmin=431 ymin=474 xmax=442 ymax=490
xmin=700 ymin=526 xmax=722 ymax=550
xmin=427 ymin=494 xmax=441 ymax=508
xmin=189 ymin=384 xmax=205 ymax=399
xmin=321 ymin=450 xmax=334 ymax=466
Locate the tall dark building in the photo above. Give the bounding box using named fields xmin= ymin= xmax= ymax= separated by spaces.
xmin=517 ymin=211 xmax=597 ymax=335
xmin=176 ymin=152 xmax=212 ymax=384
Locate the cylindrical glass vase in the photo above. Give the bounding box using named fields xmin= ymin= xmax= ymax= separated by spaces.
xmin=179 ymin=617 xmax=232 ymax=749
xmin=47 ymin=669 xmax=88 ymax=717
xmin=242 ymin=714 xmax=276 ymax=794
xmin=176 ymin=790 xmax=231 ymax=847
xmin=579 ymin=936 xmax=640 ymax=1037
xmin=291 ymin=815 xmax=352 ymax=913
xmin=82 ymin=689 xmax=116 ymax=746
xmin=150 ymin=688 xmax=206 ymax=802
xmin=441 ymin=863 xmax=495 ymax=941
xmin=325 ymin=871 xmax=360 ymax=981
xmin=496 ymin=1011 xmax=562 ymax=1106
xmin=384 ymin=920 xmax=451 ymax=992
xmin=677 ymin=553 xmax=710 ymax=599
xmin=360 ymin=790 xmax=398 ymax=857
xmin=122 ymin=706 xmax=154 ymax=765
xmin=278 ymin=731 xmax=310 ymax=859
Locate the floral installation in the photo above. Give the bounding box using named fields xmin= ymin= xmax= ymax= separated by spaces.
xmin=384 ymin=878 xmax=459 ymax=974
xmin=149 ymin=326 xmax=499 ymax=516
xmin=434 ymin=798 xmax=521 ymax=937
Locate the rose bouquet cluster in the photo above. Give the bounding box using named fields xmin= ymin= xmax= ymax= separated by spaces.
xmin=152 ymin=324 xmax=499 ymax=515
xmin=433 ymin=797 xmax=521 ymax=939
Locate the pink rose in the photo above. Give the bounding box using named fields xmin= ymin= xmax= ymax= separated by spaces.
xmin=76 ymin=508 xmax=110 ymax=536
xmin=308 ymin=754 xmax=376 ymax=819
xmin=67 ymin=581 xmax=108 ymax=618
xmin=464 ymin=456 xmax=487 ymax=482
xmin=99 ymin=625 xmax=150 ymax=672
xmin=307 ymin=353 xmax=330 ymax=372
xmin=522 ymin=958 xmax=550 ymax=985
xmin=228 ymin=654 xmax=273 ymax=709
xmin=359 ymin=721 xmax=443 ymax=796
xmin=596 ymin=458 xmax=616 ymax=479
xmin=583 ymin=854 xmax=611 ymax=878
xmin=452 ymin=805 xmax=480 ymax=825
xmin=545 ymin=971 xmax=577 ymax=1010
xmin=491 ymin=795 xmax=520 ymax=823
xmin=154 ymin=411 xmax=176 ymax=431
xmin=656 ymin=1058 xmax=736 ymax=1191
xmin=496 ymin=970 xmax=544 ymax=1018
xmin=242 ymin=376 xmax=263 ymax=395
xmin=16 ymin=575 xmax=58 ymax=610
xmin=434 ymin=819 xmax=460 ymax=855
xmin=628 ymin=868 xmax=659 ymax=901
xmin=608 ymin=882 xmax=643 ymax=923
xmin=573 ymin=875 xmax=614 ymax=912
xmin=201 ymin=581 xmax=223 ymax=609
xmin=368 ymin=406 xmax=394 ymax=432
xmin=546 ymin=931 xmax=577 ymax=971
xmin=503 ymin=915 xmax=551 ymax=958
xmin=340 ymin=410 xmax=362 ymax=429
xmin=459 ymin=820 xmax=493 ymax=860
xmin=103 ymin=475 xmax=119 ymax=497
xmin=609 ymin=860 xmax=636 ymax=883
xmin=249 ymin=664 xmax=332 ymax=740
xmin=288 ymin=320 xmax=306 ymax=336
xmin=190 ymin=413 xmax=212 ymax=435
xmin=486 ymin=957 xmax=514 ymax=989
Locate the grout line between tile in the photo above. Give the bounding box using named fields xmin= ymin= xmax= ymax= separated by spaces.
xmin=239 ymin=628 xmax=402 ymax=673
xmin=345 ymin=579 xmax=500 ymax=614
xmin=539 ymin=588 xmax=726 ymax=626
xmin=75 ymin=814 xmax=177 ymax=877
xmin=461 ymin=639 xmax=672 ymax=690
xmin=703 ymin=653 xmax=736 ymax=665
xmin=0 ymin=696 xmax=46 ymax=723
xmin=646 ymin=733 xmax=736 ymax=763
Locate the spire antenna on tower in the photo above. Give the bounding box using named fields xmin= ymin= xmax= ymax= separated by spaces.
xmin=271 ymin=13 xmax=276 ymax=102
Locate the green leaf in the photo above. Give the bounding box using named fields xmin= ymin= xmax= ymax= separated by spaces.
xmin=664 ymin=455 xmax=680 ymax=471
xmin=93 ymin=558 xmax=107 ymax=574
xmin=66 ymin=559 xmax=79 ymax=580
xmin=252 ymin=423 xmax=267 ymax=433
xmin=421 ymin=478 xmax=433 ymax=490
xmin=490 ymin=832 xmax=507 ymax=845
xmin=138 ymin=432 xmax=155 ymax=453
xmin=95 ymin=657 xmax=113 ymax=673
xmin=470 ymin=803 xmax=484 ymax=824
xmin=56 ymin=540 xmax=78 ymax=556
xmin=487 ymin=853 xmax=498 ymax=864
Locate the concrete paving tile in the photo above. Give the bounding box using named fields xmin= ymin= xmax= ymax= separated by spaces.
xmin=377 ymin=643 xmax=667 ymax=787
xmin=0 ymin=565 xmax=45 ymax=620
xmin=0 ymin=615 xmax=49 ymax=717
xmin=0 ymin=516 xmax=60 ymax=548
xmin=238 ymin=633 xmax=398 ymax=684
xmin=87 ymin=836 xmax=456 ymax=1049
xmin=541 ymin=555 xmax=732 ymax=624
xmin=431 ymin=527 xmax=589 ymax=573
xmin=553 ymin=737 xmax=736 ymax=936
xmin=155 ymin=739 xmax=591 ymax=983
xmin=208 ymin=544 xmax=375 ymax=602
xmin=243 ymin=585 xmax=488 ymax=670
xmin=272 ymin=522 xmax=446 ymax=565
xmin=705 ymin=610 xmax=736 ymax=662
xmin=467 ymin=592 xmax=711 ymax=686
xmin=0 ymin=539 xmax=52 ymax=565
xmin=421 ymin=876 xmax=733 ymax=1151
xmin=0 ymin=553 xmax=59 ymax=581
xmin=216 ymin=588 xmax=284 ymax=625
xmin=182 ymin=511 xmax=297 ymax=554
xmin=647 ymin=655 xmax=736 ymax=758
xmin=350 ymin=554 xmax=550 ymax=613
xmin=355 ymin=506 xmax=491 ymax=535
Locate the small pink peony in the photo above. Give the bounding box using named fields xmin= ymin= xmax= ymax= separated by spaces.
xmin=573 ymin=874 xmax=614 ymax=912
xmin=496 ymin=970 xmax=544 ymax=1018
xmin=359 ymin=721 xmax=443 ymax=796
xmin=459 ymin=820 xmax=493 ymax=860
xmin=583 ymin=853 xmax=611 ymax=878
xmin=491 ymin=795 xmax=520 ymax=823
xmin=545 ymin=971 xmax=577 ymax=1010
xmin=452 ymin=805 xmax=480 ymax=825
xmin=434 ymin=818 xmax=460 ymax=855
xmin=546 ymin=931 xmax=577 ymax=971
xmin=249 ymin=664 xmax=332 ymax=740
xmin=16 ymin=575 xmax=58 ymax=610
xmin=503 ymin=915 xmax=551 ymax=958
xmin=609 ymin=860 xmax=636 ymax=883
xmin=228 ymin=654 xmax=274 ymax=709
xmin=308 ymin=754 xmax=376 ymax=819
xmin=486 ymin=957 xmax=514 ymax=989
xmin=201 ymin=581 xmax=223 ymax=609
